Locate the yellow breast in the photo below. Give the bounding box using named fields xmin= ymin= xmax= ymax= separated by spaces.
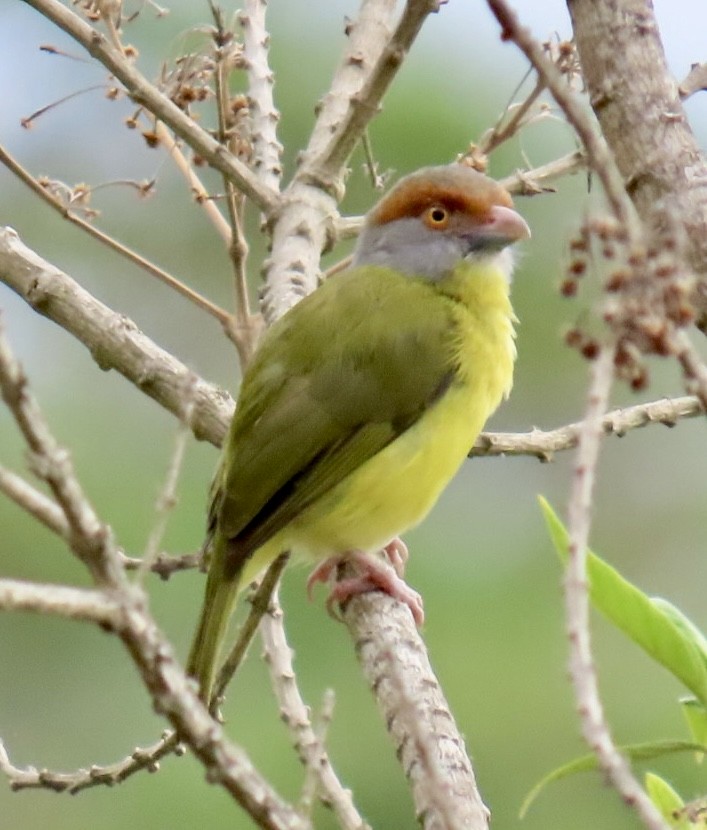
xmin=271 ymin=259 xmax=516 ymax=564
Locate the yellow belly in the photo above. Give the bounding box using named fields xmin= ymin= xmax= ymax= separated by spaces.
xmin=239 ymin=261 xmax=516 ymax=586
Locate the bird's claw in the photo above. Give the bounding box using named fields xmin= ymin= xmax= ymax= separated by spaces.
xmin=307 ymin=545 xmax=424 ymax=626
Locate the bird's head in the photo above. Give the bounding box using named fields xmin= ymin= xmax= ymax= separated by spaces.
xmin=352 ymin=165 xmax=530 ymax=282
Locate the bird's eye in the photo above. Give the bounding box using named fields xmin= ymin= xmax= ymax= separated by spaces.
xmin=425 ymin=205 xmax=450 ymax=228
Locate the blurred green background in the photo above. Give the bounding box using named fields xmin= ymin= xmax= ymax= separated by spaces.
xmin=1 ymin=1 xmax=706 ymax=828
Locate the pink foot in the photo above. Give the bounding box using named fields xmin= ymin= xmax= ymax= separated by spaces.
xmin=382 ymin=537 xmax=409 ymax=577
xmin=306 ymin=548 xmax=424 ymax=626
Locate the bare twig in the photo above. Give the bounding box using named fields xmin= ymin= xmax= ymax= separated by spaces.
xmin=0 ymin=464 xmax=68 ymax=537
xmin=0 ymin=732 xmax=182 ymax=794
xmin=210 ymin=13 xmax=259 ymax=367
xmin=475 ymin=76 xmax=546 ymax=158
xmin=0 ymin=324 xmax=306 ymax=827
xmin=470 ymin=394 xmax=703 ymax=459
xmin=120 ymin=550 xmax=203 ymax=579
xmin=210 ymin=553 xmax=290 ymax=714
xmin=0 ymin=318 xmax=123 ymax=586
xmin=0 ymin=578 xmax=121 ymax=626
xmin=564 ymin=346 xmax=669 ymax=830
xmin=499 ymin=149 xmax=586 ymax=195
xmin=486 ymin=0 xmax=640 ymax=239
xmin=138 ymin=379 xmax=197 ymax=581
xmin=0 ymin=143 xmax=233 ymax=327
xmin=153 ymin=122 xmax=233 ymax=246
xmin=260 ymin=588 xmax=370 ymax=830
xmin=23 ymin=0 xmax=279 ymax=215
xmin=679 ymin=62 xmax=707 ymax=100
xmin=0 ymin=462 xmax=200 ymax=578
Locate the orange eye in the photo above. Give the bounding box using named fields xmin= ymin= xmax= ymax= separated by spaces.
xmin=424 ymin=205 xmax=450 ymax=228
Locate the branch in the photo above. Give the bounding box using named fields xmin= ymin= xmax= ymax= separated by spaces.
xmin=0 ymin=143 xmax=232 ymax=327
xmin=0 ymin=463 xmax=68 ymax=536
xmin=3 ymin=227 xmax=701 ymax=465
xmin=343 ymin=592 xmax=490 ymax=830
xmin=0 ymin=325 xmax=307 ymax=828
xmin=470 ymin=394 xmax=703 ymax=460
xmin=261 ymin=0 xmax=441 ymax=324
xmin=299 ymin=0 xmax=438 ymax=195
xmin=679 ymin=62 xmax=707 ymax=100
xmin=565 ymin=0 xmax=707 ymax=316
xmin=22 ymin=0 xmax=279 ymax=215
xmin=259 ymin=589 xmax=370 ymax=830
xmin=0 ymin=317 xmax=122 ymax=585
xmin=240 ymin=0 xmax=283 ymax=194
xmin=0 ymin=732 xmax=182 ymax=794
xmin=0 ymin=578 xmax=121 ymax=626
xmin=564 ymin=347 xmax=669 ymax=830
xmin=486 ymin=0 xmax=640 ymax=239
xmin=0 ymin=226 xmax=234 ymax=448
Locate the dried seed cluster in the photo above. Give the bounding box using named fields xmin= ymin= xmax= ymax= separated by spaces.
xmin=562 ymin=215 xmax=696 ymax=391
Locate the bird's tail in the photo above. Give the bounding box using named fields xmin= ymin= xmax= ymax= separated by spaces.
xmin=186 ymin=534 xmax=242 ymax=704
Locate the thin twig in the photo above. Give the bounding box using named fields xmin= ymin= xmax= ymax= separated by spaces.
xmin=0 ymin=143 xmax=232 ymax=327
xmin=260 ymin=588 xmax=370 ymax=830
xmin=678 ymin=62 xmax=707 ymax=100
xmin=499 ymin=149 xmax=586 ymax=195
xmin=477 ymin=76 xmax=546 ymax=157
xmin=153 ymin=122 xmax=232 ymax=246
xmin=564 ymin=346 xmax=670 ymax=830
xmin=0 ymin=464 xmax=68 ymax=536
xmin=471 ymin=394 xmax=703 ymax=459
xmin=121 ymin=550 xmax=203 ymax=579
xmin=138 ymin=378 xmax=197 ymax=582
xmin=210 ymin=553 xmax=290 ymax=715
xmin=0 ymin=317 xmax=123 ymax=586
xmin=486 ymin=0 xmax=640 ymax=239
xmin=211 ymin=16 xmax=259 ymax=367
xmin=0 ymin=462 xmax=201 ymax=578
xmin=0 ymin=732 xmax=182 ymax=794
xmin=23 ymin=0 xmax=279 ymax=215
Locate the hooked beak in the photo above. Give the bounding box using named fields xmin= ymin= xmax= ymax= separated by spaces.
xmin=464 ymin=205 xmax=531 ymax=254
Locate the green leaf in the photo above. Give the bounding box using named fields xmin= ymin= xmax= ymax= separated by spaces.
xmin=539 ymin=497 xmax=707 ymax=706
xmin=520 ymin=740 xmax=705 ymax=819
xmin=644 ymin=772 xmax=688 ymax=829
xmin=680 ymin=698 xmax=707 ymax=761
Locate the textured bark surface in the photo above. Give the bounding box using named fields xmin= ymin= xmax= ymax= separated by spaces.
xmin=568 ymin=0 xmax=707 ymax=308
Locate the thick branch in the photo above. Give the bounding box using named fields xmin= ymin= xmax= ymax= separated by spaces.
xmin=0 ymin=227 xmax=234 ymax=447
xmin=567 ymin=0 xmax=707 ymax=312
xmin=487 ymin=0 xmax=640 ymax=237
xmin=344 ymin=592 xmax=490 ymax=830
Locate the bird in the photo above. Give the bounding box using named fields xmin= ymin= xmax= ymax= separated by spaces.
xmin=186 ymin=164 xmax=530 ymax=702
